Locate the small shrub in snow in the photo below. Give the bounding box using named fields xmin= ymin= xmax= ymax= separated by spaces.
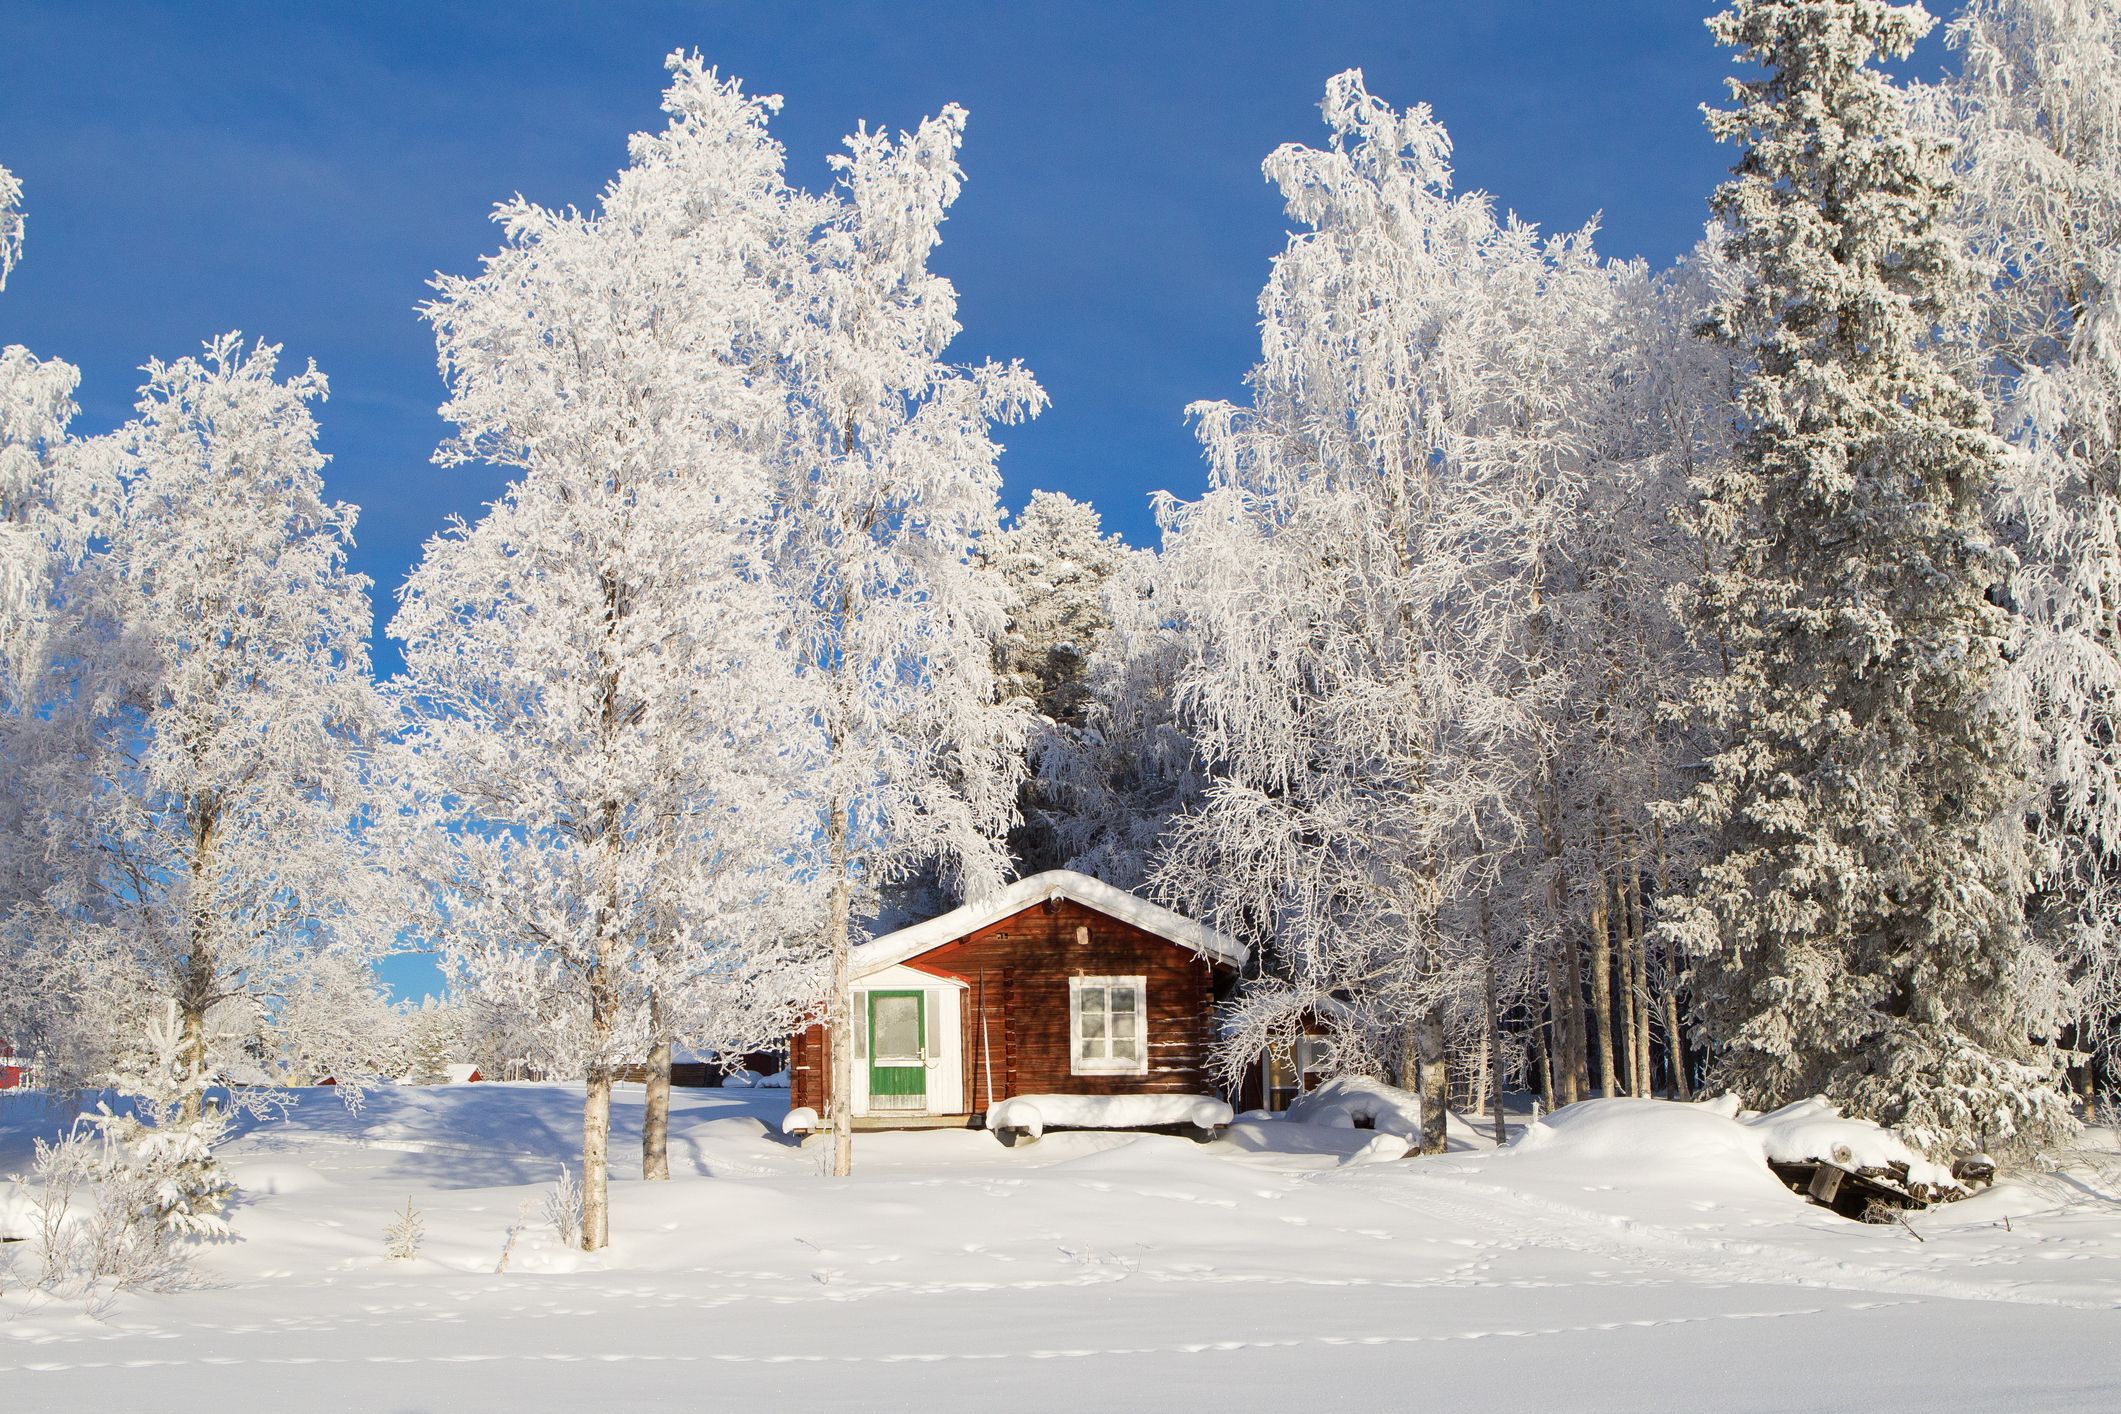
xmin=7 ymin=1127 xmax=190 ymax=1298
xmin=542 ymin=1165 xmax=582 ymax=1248
xmin=384 ymin=1196 xmax=424 ymax=1261
xmin=87 ymin=1003 xmax=272 ymax=1241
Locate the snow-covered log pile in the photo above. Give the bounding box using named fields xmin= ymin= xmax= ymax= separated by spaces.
xmin=1739 ymin=1097 xmax=1983 ymax=1210
xmin=986 ymin=1093 xmax=1233 ymax=1142
xmin=1525 ymin=1097 xmax=1986 ymax=1217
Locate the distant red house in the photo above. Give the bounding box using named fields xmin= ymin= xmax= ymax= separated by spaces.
xmin=0 ymin=1040 xmax=27 ymax=1090
xmin=789 ymin=870 xmax=1248 ymax=1128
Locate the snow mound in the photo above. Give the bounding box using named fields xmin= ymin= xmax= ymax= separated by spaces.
xmin=725 ymin=1068 xmax=791 ymax=1090
xmin=1347 ymin=1131 xmax=1412 ymax=1164
xmin=987 ymin=1093 xmax=1233 ymax=1141
xmin=1519 ymin=1097 xmax=1774 ymax=1175
xmin=781 ymin=1106 xmax=819 ymax=1135
xmin=1744 ymin=1097 xmax=1961 ymax=1194
xmin=1283 ymin=1076 xmax=1421 ymax=1139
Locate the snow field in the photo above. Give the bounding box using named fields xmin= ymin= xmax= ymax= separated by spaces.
xmin=3 ymin=1084 xmax=2120 ymax=1412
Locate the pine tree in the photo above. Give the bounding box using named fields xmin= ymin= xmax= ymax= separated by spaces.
xmin=978 ymin=490 xmax=1130 ymax=875
xmin=1667 ymin=0 xmax=2073 ymax=1155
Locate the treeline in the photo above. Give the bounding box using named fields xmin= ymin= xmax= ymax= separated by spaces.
xmin=2 ymin=1 xmax=2117 ymax=1254
xmin=1003 ymin=0 xmax=2121 ymax=1161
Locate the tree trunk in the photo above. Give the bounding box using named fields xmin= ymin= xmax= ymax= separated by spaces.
xmin=1627 ymin=858 xmax=1653 ymax=1097
xmin=1543 ymin=949 xmax=1575 ymax=1106
xmin=1532 ymin=1000 xmax=1555 ymax=1114
xmin=1483 ymin=899 xmax=1506 ymax=1146
xmin=581 ymin=916 xmax=617 ymax=1250
xmin=1587 ymin=872 xmax=1618 ymax=1099
xmin=582 ymin=1060 xmax=611 ymax=1251
xmin=179 ymin=805 xmax=219 ymax=1125
xmin=1562 ymin=931 xmax=1592 ymax=1102
xmin=642 ymin=1034 xmax=671 ymax=1183
xmin=1661 ymin=973 xmax=1692 ymax=1102
xmin=1415 ymin=1005 xmax=1449 ymax=1155
xmin=1650 ymin=815 xmax=1690 ymax=1100
xmin=826 ymin=796 xmax=856 ymax=1179
xmin=1614 ymin=889 xmax=1639 ymax=1098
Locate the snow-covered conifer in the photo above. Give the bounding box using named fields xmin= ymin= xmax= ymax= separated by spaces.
xmin=1666 ymin=0 xmax=2072 ymax=1154
xmin=978 ymin=490 xmax=1130 ymax=874
xmin=1039 ymin=547 xmax=1206 ymax=891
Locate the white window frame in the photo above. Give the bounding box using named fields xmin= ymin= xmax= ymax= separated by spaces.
xmin=1069 ymin=975 xmax=1148 ymax=1077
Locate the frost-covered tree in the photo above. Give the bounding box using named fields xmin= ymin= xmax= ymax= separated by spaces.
xmin=1039 ymin=546 xmax=1206 ymax=891
xmin=1925 ymin=0 xmax=2121 ymax=1098
xmin=1664 ymin=0 xmax=2072 ymax=1155
xmin=396 ymin=57 xmax=817 ymax=1247
xmin=1158 ymin=72 xmax=1625 ymax=1152
xmin=0 ymin=158 xmax=102 ymax=1085
xmin=0 ymin=162 xmax=21 ymax=291
xmin=16 ymin=335 xmax=393 ymax=1110
xmin=772 ymin=99 xmax=1044 ymax=1177
xmin=978 ymin=490 xmax=1130 ymax=874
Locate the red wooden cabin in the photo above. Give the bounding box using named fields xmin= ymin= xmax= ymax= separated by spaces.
xmin=789 ymin=870 xmax=1248 ymax=1128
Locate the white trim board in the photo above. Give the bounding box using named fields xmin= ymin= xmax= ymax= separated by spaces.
xmin=851 ymin=869 xmax=1249 ymax=977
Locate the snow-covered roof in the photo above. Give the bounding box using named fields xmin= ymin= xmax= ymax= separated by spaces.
xmin=853 ymin=869 xmax=1249 ymax=975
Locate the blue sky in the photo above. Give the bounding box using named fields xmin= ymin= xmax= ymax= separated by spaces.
xmin=0 ymin=2 xmax=1947 ymax=999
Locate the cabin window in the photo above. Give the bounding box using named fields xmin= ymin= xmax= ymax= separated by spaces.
xmin=1069 ymin=975 xmax=1148 ymax=1076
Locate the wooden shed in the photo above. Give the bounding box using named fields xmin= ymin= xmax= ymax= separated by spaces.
xmin=789 ymin=870 xmax=1248 ymax=1128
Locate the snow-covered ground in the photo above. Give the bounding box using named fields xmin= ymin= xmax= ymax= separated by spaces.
xmin=5 ymin=1085 xmax=2120 ymax=1411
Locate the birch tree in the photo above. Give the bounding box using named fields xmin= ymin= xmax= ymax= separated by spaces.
xmin=1157 ymin=72 xmax=1621 ymax=1152
xmin=1665 ymin=0 xmax=2072 ymax=1155
xmin=19 ymin=334 xmax=394 ymax=1108
xmin=395 ymin=57 xmax=816 ymax=1247
xmin=1927 ymin=0 xmax=2121 ymax=1100
xmin=0 ymin=158 xmax=106 ymax=1080
xmin=0 ymin=162 xmax=21 ymax=291
xmin=772 ymin=102 xmax=1044 ymax=1178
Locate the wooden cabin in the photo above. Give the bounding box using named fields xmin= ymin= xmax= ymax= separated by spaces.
xmin=789 ymin=870 xmax=1248 ymax=1128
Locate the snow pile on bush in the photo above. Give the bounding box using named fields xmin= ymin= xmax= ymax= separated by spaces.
xmin=1282 ymin=1076 xmax=1422 ymax=1139
xmin=986 ymin=1093 xmax=1232 ymax=1141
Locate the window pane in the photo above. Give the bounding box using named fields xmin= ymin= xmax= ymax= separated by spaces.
xmin=1111 ymin=1011 xmax=1137 ymax=1040
xmin=1110 ymin=988 xmax=1136 ymax=1013
xmin=1079 ymin=985 xmax=1104 ymax=1015
xmin=1080 ymin=1010 xmax=1105 ymax=1040
xmin=1112 ymin=1037 xmax=1139 ymax=1062
xmin=873 ymin=994 xmax=921 ymax=1059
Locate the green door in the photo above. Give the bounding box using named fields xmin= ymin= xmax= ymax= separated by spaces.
xmin=867 ymin=990 xmax=927 ymax=1111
